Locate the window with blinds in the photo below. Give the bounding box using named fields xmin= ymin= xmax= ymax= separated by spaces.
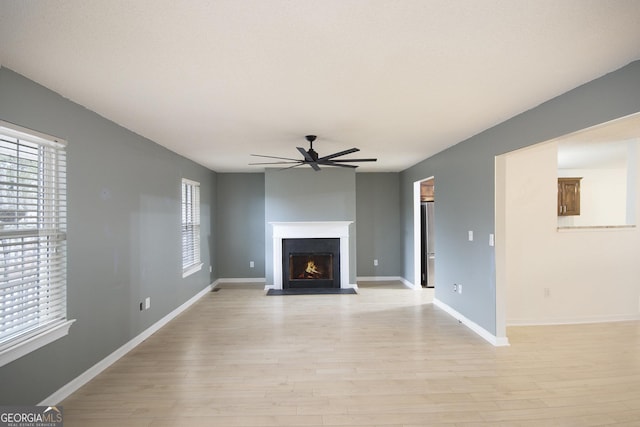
xmin=181 ymin=178 xmax=201 ymax=277
xmin=0 ymin=121 xmax=73 ymax=367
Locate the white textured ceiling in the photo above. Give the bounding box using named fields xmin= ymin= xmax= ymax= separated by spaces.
xmin=1 ymin=1 xmax=639 ymax=172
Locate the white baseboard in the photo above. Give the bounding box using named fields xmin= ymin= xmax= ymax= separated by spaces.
xmin=357 ymin=276 xmax=416 ymax=289
xmin=357 ymin=276 xmax=400 ymax=281
xmin=508 ymin=313 xmax=640 ymax=327
xmin=214 ymin=277 xmax=266 ymax=285
xmin=398 ymin=277 xmax=417 ymax=289
xmin=433 ymin=298 xmax=510 ymax=347
xmin=39 ymin=283 xmax=214 ymax=406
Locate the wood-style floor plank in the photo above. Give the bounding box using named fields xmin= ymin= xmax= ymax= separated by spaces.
xmin=61 ymin=281 xmax=640 ymax=426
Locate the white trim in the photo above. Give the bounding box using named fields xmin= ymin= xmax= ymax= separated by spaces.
xmin=182 ymin=262 xmax=203 ymax=278
xmin=399 ymin=277 xmax=417 ymax=289
xmin=39 ymin=284 xmax=213 ymax=406
xmin=508 ymin=313 xmax=640 ymax=327
xmin=357 ymin=276 xmax=416 ymax=289
xmin=0 ymin=120 xmax=67 ymax=147
xmin=0 ymin=320 xmax=75 ymax=367
xmin=433 ymin=298 xmax=510 ymax=347
xmin=357 ymin=276 xmax=402 ymax=282
xmin=372 ymin=276 xmax=416 ymax=289
xmin=181 ymin=177 xmax=200 ymax=187
xmin=413 ymin=180 xmax=422 ymax=287
xmin=214 ymin=278 xmax=266 ymax=284
xmin=270 ymin=221 xmax=352 ymax=290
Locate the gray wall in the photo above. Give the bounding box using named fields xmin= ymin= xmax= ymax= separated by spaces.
xmin=216 ymin=173 xmax=265 ymax=278
xmin=0 ymin=67 xmax=216 ymax=404
xmin=217 ymin=171 xmax=402 ymax=281
xmin=356 ymin=173 xmax=402 ymax=277
xmin=264 ymin=168 xmax=357 ymax=286
xmin=401 ymin=60 xmax=640 ymax=336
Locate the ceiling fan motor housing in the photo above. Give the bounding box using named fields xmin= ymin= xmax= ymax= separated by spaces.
xmin=307 ymin=148 xmax=319 ymax=160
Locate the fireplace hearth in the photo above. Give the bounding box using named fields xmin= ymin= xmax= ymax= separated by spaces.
xmin=282 ymin=238 xmax=340 ymax=289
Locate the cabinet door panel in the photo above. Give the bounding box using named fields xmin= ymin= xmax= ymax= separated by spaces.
xmin=558 ymin=178 xmax=581 ymax=216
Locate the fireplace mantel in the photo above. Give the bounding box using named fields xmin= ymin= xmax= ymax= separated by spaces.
xmin=270 ymin=221 xmax=353 ymax=290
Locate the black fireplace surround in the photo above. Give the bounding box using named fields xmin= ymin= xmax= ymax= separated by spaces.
xmin=282 ymin=238 xmax=340 ymax=289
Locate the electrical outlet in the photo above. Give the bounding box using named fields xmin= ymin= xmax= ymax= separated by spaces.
xmin=458 ymin=284 xmax=462 ymax=294
xmin=145 ymin=297 xmax=151 ymax=310
xmin=374 ymin=259 xmax=378 ymax=266
xmin=250 ymin=261 xmax=254 ymax=268
xmin=489 ymin=234 xmax=494 ymax=246
xmin=209 ymin=266 xmax=212 ymax=273
xmin=453 ymin=284 xmax=457 ymax=292
xmin=468 ymin=230 xmax=473 ymax=241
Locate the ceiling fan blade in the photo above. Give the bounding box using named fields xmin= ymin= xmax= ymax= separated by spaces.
xmin=277 ymin=163 xmax=306 ymax=171
xmin=308 ymin=162 xmax=321 ymax=171
xmin=297 ymin=147 xmax=321 ymax=171
xmin=248 ymin=161 xmax=302 ymax=165
xmin=328 ymin=158 xmax=377 ymax=163
xmin=322 ymin=162 xmax=358 ymax=168
xmin=318 ymin=148 xmax=359 ymax=161
xmin=251 ymin=153 xmax=301 ymax=161
xmin=296 ymin=147 xmax=314 ymax=162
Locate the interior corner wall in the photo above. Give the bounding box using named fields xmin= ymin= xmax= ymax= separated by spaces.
xmin=400 ymin=60 xmax=640 ymax=337
xmin=215 ymin=173 xmax=265 ymax=278
xmin=0 ymin=67 xmax=216 ymax=404
xmin=356 ymin=173 xmax=402 ymax=277
xmin=264 ymin=168 xmax=356 ymax=287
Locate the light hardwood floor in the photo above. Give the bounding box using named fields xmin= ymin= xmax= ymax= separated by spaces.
xmin=62 ymin=281 xmax=640 ymax=426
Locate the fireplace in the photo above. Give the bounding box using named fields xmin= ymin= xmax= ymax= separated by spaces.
xmin=283 ymin=238 xmax=340 ymax=289
xmin=270 ymin=221 xmax=353 ymax=290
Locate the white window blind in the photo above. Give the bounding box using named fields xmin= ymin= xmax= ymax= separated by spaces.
xmin=0 ymin=121 xmax=71 ymax=365
xmin=181 ymin=178 xmax=201 ymax=276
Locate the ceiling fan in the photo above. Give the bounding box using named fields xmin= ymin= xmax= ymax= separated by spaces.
xmin=250 ymin=135 xmax=377 ymax=171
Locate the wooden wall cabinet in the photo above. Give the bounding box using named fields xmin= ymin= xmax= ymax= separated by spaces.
xmin=558 ymin=177 xmax=581 ymax=216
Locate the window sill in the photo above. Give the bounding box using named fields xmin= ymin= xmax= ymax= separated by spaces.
xmin=182 ymin=263 xmax=203 ymax=278
xmin=0 ymin=319 xmax=76 ymax=368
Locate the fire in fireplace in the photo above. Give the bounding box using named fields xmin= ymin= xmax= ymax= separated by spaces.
xmin=282 ymin=238 xmax=340 ymax=289
xmin=289 ymin=253 xmax=333 ymax=280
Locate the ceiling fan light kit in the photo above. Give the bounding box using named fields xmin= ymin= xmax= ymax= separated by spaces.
xmin=250 ymin=135 xmax=377 ymax=171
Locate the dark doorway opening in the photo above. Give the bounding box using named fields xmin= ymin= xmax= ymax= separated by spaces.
xmin=420 ymin=179 xmax=435 ymax=288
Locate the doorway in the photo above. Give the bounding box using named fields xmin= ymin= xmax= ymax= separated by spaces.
xmin=413 ymin=177 xmax=435 ymax=288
